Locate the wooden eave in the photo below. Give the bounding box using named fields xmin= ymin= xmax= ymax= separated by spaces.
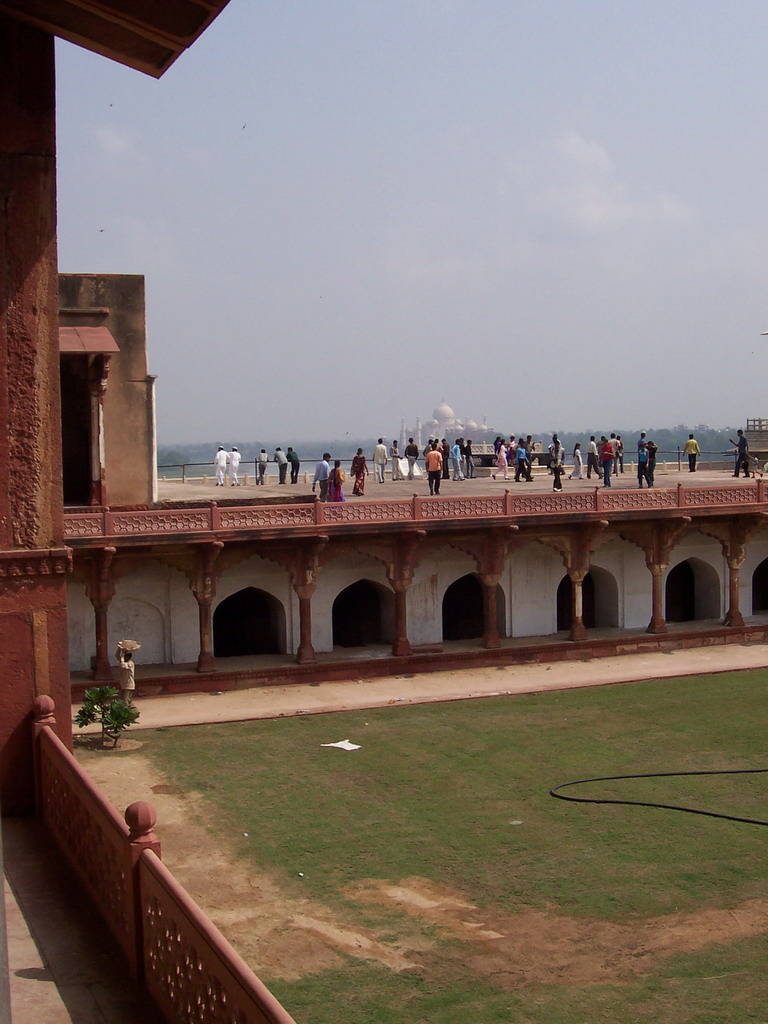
xmin=0 ymin=0 xmax=231 ymax=77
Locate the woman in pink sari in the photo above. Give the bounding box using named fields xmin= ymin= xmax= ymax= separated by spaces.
xmin=350 ymin=448 xmax=368 ymax=496
xmin=328 ymin=459 xmax=346 ymax=502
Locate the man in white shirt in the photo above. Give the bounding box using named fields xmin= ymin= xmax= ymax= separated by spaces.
xmin=389 ymin=441 xmax=404 ymax=480
xmin=213 ymin=446 xmax=227 ymax=486
xmin=586 ymin=436 xmax=599 ymax=480
xmin=373 ymin=438 xmax=388 ymax=483
xmin=312 ymin=453 xmax=332 ymax=501
xmin=274 ymin=447 xmax=288 ymax=484
xmin=227 ymin=446 xmax=241 ymax=486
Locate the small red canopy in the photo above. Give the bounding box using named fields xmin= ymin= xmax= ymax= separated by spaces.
xmin=59 ymin=325 xmax=120 ymax=353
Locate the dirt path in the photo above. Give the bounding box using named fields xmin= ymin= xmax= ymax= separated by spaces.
xmin=77 ymin=742 xmax=768 ymax=988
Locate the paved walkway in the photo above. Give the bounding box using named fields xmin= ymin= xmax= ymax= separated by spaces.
xmin=76 ymin=640 xmax=768 ymax=731
xmin=157 ymin=462 xmax=740 ymax=503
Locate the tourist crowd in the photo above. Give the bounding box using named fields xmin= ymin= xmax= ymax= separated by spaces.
xmin=212 ymin=429 xmax=756 ymax=500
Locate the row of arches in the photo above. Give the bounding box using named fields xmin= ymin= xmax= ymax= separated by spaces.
xmin=210 ymin=556 xmax=768 ymax=658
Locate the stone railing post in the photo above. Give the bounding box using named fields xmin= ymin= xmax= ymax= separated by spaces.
xmin=32 ymin=695 xmax=57 ymax=815
xmin=125 ymin=801 xmax=161 ymax=980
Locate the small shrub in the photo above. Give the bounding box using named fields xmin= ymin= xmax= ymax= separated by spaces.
xmin=74 ymin=685 xmax=140 ymax=747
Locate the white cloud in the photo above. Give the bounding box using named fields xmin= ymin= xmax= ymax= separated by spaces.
xmin=94 ymin=126 xmax=150 ymax=169
xmin=515 ymin=131 xmax=695 ymax=233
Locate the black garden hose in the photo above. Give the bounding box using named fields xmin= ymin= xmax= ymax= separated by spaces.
xmin=550 ymin=768 xmax=768 ymax=827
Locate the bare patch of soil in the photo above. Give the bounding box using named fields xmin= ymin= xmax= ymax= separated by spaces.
xmin=77 ymin=751 xmax=417 ymax=980
xmin=348 ymin=877 xmax=768 ymax=986
xmin=77 ymin=750 xmax=768 ymax=988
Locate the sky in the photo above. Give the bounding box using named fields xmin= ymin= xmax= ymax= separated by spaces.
xmin=55 ymin=1 xmax=768 ymax=443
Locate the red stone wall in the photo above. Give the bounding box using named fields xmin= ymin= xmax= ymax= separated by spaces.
xmin=0 ymin=18 xmax=72 ymax=813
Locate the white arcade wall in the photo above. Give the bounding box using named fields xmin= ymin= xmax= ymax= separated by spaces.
xmin=66 ymin=533 xmax=768 ymax=671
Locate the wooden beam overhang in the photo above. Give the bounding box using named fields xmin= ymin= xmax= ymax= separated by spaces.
xmin=0 ymin=0 xmax=232 ymax=77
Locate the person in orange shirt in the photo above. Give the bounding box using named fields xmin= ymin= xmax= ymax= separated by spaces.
xmin=425 ymin=441 xmax=443 ymax=495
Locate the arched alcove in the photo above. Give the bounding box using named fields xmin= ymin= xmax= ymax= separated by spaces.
xmin=442 ymin=574 xmax=492 ymax=641
xmin=110 ymin=597 xmax=166 ymax=665
xmin=590 ymin=565 xmax=620 ymax=628
xmin=332 ymin=580 xmax=394 ymax=648
xmin=752 ymin=557 xmax=768 ymax=613
xmin=213 ymin=587 xmax=285 ymax=657
xmin=666 ymin=558 xmax=720 ymax=623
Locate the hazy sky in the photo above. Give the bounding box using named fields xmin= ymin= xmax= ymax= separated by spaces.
xmin=55 ymin=1 xmax=768 ymax=442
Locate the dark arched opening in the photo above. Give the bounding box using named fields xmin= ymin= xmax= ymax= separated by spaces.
xmin=442 ymin=574 xmax=484 ymax=640
xmin=752 ymin=557 xmax=768 ymax=613
xmin=665 ymin=561 xmax=695 ymax=622
xmin=213 ymin=587 xmax=285 ymax=657
xmin=556 ymin=574 xmax=596 ymax=631
xmin=333 ymin=580 xmax=389 ymax=647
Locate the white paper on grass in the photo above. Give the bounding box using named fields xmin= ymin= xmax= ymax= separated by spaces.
xmin=321 ymin=739 xmax=361 ymax=751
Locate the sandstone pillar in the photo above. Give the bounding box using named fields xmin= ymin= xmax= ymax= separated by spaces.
xmin=191 ymin=542 xmax=222 ymax=672
xmin=0 ymin=20 xmax=72 ymax=813
xmin=88 ymin=546 xmax=116 ymax=680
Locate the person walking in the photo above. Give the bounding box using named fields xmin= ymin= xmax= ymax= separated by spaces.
xmin=569 ymin=442 xmax=583 ymax=479
xmin=450 ymin=438 xmax=465 ymax=481
xmin=274 ymin=447 xmax=288 ymax=484
xmin=464 ymin=439 xmax=476 ymax=478
xmin=440 ymin=439 xmax=451 ymax=480
xmin=226 ymin=446 xmax=241 ymax=486
xmin=616 ymin=434 xmax=625 ymax=473
xmin=425 ymin=441 xmax=443 ymax=495
xmin=600 ymin=436 xmax=614 ymax=487
xmin=683 ymin=433 xmax=700 ymax=472
xmin=586 ymin=436 xmax=600 ymax=479
xmin=390 ymin=440 xmax=404 ymax=480
xmin=213 ymin=446 xmax=227 ymax=486
xmin=117 ymin=649 xmax=135 ymax=702
xmin=350 ymin=448 xmax=369 ymax=495
xmin=646 ymin=438 xmax=658 ymax=486
xmin=405 ymin=437 xmax=419 ymax=479
xmin=514 ymin=439 xmax=529 ymax=482
xmin=493 ymin=441 xmax=509 ymax=481
xmin=730 ymin=430 xmax=750 ymax=477
xmin=312 ymin=453 xmax=332 ymax=501
xmin=287 ymin=447 xmax=301 ymax=484
xmin=637 ymin=441 xmax=651 ymax=487
xmin=328 ymin=460 xmax=346 ymax=502
xmin=257 ymin=448 xmax=268 ymax=485
xmin=373 ymin=438 xmax=388 ymax=483
xmin=550 ymin=436 xmax=565 ymax=492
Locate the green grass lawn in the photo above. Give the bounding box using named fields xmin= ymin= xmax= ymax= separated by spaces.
xmin=140 ymin=670 xmax=768 ymax=1023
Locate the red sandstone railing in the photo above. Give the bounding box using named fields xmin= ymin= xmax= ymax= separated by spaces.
xmin=140 ymin=849 xmax=294 ymax=1024
xmin=63 ymin=481 xmax=768 ymax=540
xmin=32 ymin=697 xmax=297 ymax=1024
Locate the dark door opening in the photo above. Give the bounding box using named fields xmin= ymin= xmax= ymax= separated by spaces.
xmin=665 ymin=561 xmax=695 ymax=622
xmin=752 ymin=558 xmax=768 ymax=613
xmin=213 ymin=587 xmax=284 ymax=657
xmin=442 ymin=574 xmax=484 ymax=640
xmin=60 ymin=358 xmax=91 ymax=505
xmin=332 ymin=580 xmax=383 ymax=647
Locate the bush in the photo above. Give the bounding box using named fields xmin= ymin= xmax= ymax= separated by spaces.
xmin=74 ymin=685 xmax=140 ymax=747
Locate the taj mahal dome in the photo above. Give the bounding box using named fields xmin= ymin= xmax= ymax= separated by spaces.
xmin=399 ymin=401 xmax=490 ymax=448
